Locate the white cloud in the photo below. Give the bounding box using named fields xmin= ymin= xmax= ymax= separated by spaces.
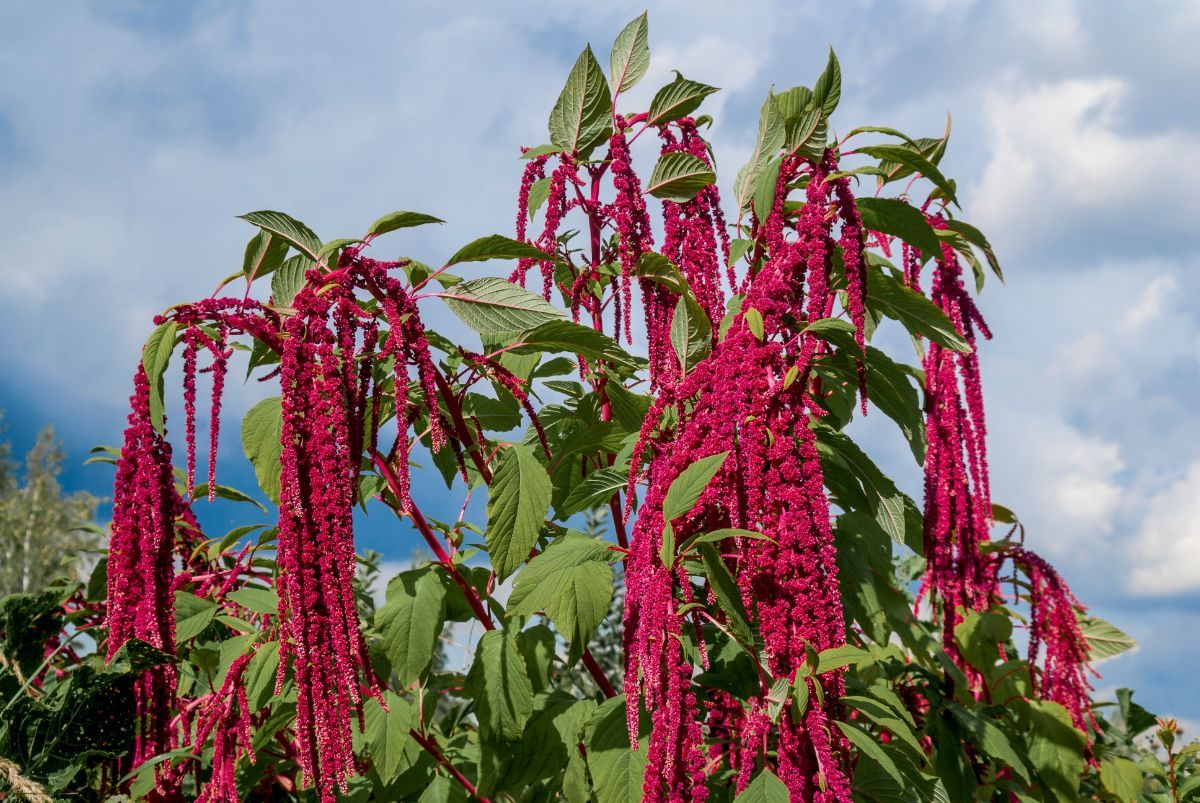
xmin=1128 ymin=462 xmax=1200 ymax=595
xmin=971 ymin=78 xmax=1200 ymax=250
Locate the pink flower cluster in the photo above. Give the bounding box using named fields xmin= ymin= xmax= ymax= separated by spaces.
xmin=623 ymin=147 xmax=869 ymax=802
xmin=997 ymin=546 xmax=1096 ymax=730
xmin=106 ymin=366 xmax=187 ymax=799
xmin=907 ymin=216 xmax=996 ymax=656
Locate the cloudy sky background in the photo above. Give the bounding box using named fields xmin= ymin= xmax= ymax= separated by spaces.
xmin=2 ymin=1 xmax=1197 ymax=721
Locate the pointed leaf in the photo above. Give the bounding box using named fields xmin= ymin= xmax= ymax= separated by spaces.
xmin=487 ymin=443 xmax=553 ymax=579
xmin=646 ymin=151 xmax=715 ymax=202
xmin=647 ymin=75 xmax=719 ymax=126
xmin=549 ymin=46 xmax=613 ymax=156
xmin=238 ymin=210 xmax=322 ymax=262
xmin=609 ymin=13 xmax=650 ymax=94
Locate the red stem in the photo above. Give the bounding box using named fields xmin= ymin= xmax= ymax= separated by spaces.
xmin=409 ymin=728 xmax=489 ymax=802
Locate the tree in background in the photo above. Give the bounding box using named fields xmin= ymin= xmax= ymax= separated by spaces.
xmin=0 ymin=417 xmax=99 ymax=596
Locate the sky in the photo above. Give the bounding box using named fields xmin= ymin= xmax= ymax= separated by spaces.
xmin=1 ymin=0 xmax=1197 ymax=722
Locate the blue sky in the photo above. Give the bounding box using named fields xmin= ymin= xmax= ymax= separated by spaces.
xmin=1 ymin=1 xmax=1197 ymax=722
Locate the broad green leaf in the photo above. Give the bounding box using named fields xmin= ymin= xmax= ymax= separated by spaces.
xmin=141 ymin=322 xmax=177 ymax=434
xmin=699 ymin=543 xmax=754 ymax=649
xmin=173 ymin=591 xmax=218 ymax=644
xmin=487 ymin=444 xmax=553 ymax=579
xmin=243 ymin=641 xmax=280 ymax=710
xmin=803 ymin=317 xmax=856 ymax=336
xmin=1023 ymin=700 xmax=1087 ymax=802
xmin=844 ymin=125 xmax=919 ymax=147
xmin=375 ymin=568 xmax=448 ymax=685
xmin=663 ymin=451 xmax=729 ymax=520
xmin=549 ymin=46 xmax=613 ymax=156
xmin=955 ymin=609 xmax=1012 ymax=672
xmin=735 ymin=769 xmax=789 ymax=801
xmin=816 ymin=427 xmax=921 ymax=550
xmin=646 ymin=151 xmax=715 ymax=202
xmin=856 ymin=144 xmax=959 ymax=207
xmin=242 ymin=230 xmax=289 ymax=280
xmin=609 ymin=13 xmax=650 ymax=94
xmin=856 ymin=196 xmax=941 ymax=256
xmin=1099 ymin=756 xmax=1142 ymax=802
xmin=507 ymin=319 xmax=640 ymax=369
xmin=271 ymin=253 xmax=310 ymax=307
xmin=647 ymin=74 xmax=719 ymax=126
xmin=669 ymin=295 xmax=711 ymax=372
xmin=635 ymin=252 xmax=687 ymax=294
xmin=367 ymin=210 xmax=444 ymax=238
xmin=838 ymin=720 xmax=902 ymax=784
xmin=191 ymin=482 xmax=267 ymax=512
xmin=225 ymin=586 xmax=278 ymax=615
xmin=1077 ymin=614 xmax=1136 ymax=660
xmin=750 ymin=156 xmax=782 ymax=221
xmin=743 ymin=307 xmax=764 ymax=340
xmin=840 ymin=695 xmax=923 ymax=756
xmin=558 ymin=467 xmax=627 ymax=518
xmin=812 ymin=644 xmax=872 ymax=675
xmin=240 ymin=396 xmax=283 ymax=505
xmin=527 ymin=176 xmax=552 ymax=220
xmin=734 ymin=91 xmax=785 ymax=213
xmin=364 ymin=691 xmax=420 ymax=782
xmin=445 ymin=234 xmax=553 ymax=268
xmin=867 ymin=269 xmax=972 ymax=353
xmin=680 ymin=528 xmax=770 ymax=553
xmin=728 ymin=238 xmax=754 ymax=267
xmin=508 ymin=532 xmax=613 ymax=662
xmin=441 ymin=277 xmax=564 ymax=335
xmin=467 ymin=629 xmax=535 ymax=743
xmin=946 ymin=218 xmax=1003 ymax=282
xmin=948 ymin=703 xmax=1030 ymax=783
xmin=317 ymin=238 xmax=359 ymax=261
xmin=238 ymin=210 xmax=322 ymax=262
xmin=811 ymin=48 xmax=842 ymax=117
xmin=586 ymin=695 xmax=648 ymax=803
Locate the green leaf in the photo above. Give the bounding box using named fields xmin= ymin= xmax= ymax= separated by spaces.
xmin=558 ymin=467 xmax=627 ymax=518
xmin=225 ymin=586 xmax=278 ymax=615
xmin=243 ymin=641 xmax=280 ymax=710
xmin=238 ymin=210 xmax=322 ymax=263
xmin=699 ymin=543 xmax=754 ymax=648
xmin=1077 ymin=614 xmax=1136 ymax=660
xmin=816 ymin=427 xmax=921 ymax=550
xmin=734 ymin=91 xmax=786 ymax=213
xmin=728 ymin=238 xmax=754 ymax=267
xmin=750 ymin=156 xmax=783 ymax=221
xmin=240 ymin=396 xmax=283 ymax=506
xmin=270 ymin=253 xmax=310 ymax=307
xmin=646 ymin=152 xmax=716 ymax=202
xmin=948 ymin=703 xmax=1030 ymax=783
xmin=838 ymin=720 xmax=902 ymax=784
xmin=680 ymin=528 xmax=770 ymax=553
xmin=609 ymin=12 xmax=650 ymax=95
xmin=440 ymin=277 xmax=565 ymax=335
xmin=508 ymin=319 xmax=640 ymax=369
xmin=586 ymin=695 xmax=648 ymax=803
xmin=662 ymin=451 xmax=729 ymax=520
xmin=242 ymin=230 xmax=289 ymax=280
xmin=445 ymin=234 xmax=553 ymax=268
xmin=743 ymin=307 xmax=764 ymax=340
xmin=549 ymin=46 xmax=613 ymax=157
xmin=487 ymin=444 xmax=553 ymax=579
xmin=1099 ymin=756 xmax=1142 ymax=802
xmin=647 ymin=74 xmax=719 ymax=127
xmin=856 ymin=197 xmax=942 ymax=257
xmin=867 ymin=269 xmax=972 ymax=353
xmin=367 ymin=210 xmax=444 ymax=238
xmin=735 ymin=769 xmax=789 ymax=801
xmin=633 ymin=253 xmax=687 ymax=295
xmin=946 ymin=218 xmax=1003 ymax=282
xmin=669 ymin=295 xmax=712 ymax=372
xmin=467 ymin=629 xmax=535 ymax=743
xmin=856 ymin=145 xmax=959 ymax=207
xmin=811 ymin=48 xmax=842 ymax=117
xmin=508 ymin=532 xmax=614 ymax=663
xmin=840 ymin=695 xmax=923 ymax=756
xmin=527 ymin=176 xmax=552 ymax=220
xmin=1023 ymin=700 xmax=1086 ymax=802
xmin=141 ymin=322 xmax=177 ymax=434
xmin=375 ymin=568 xmax=448 ymax=685
xmin=173 ymin=591 xmax=218 ymax=644
xmin=364 ymin=691 xmax=420 ymax=783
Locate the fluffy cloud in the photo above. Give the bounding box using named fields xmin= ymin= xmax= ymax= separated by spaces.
xmin=971 ymin=77 xmax=1200 ymax=256
xmin=1128 ymin=463 xmax=1200 ymax=595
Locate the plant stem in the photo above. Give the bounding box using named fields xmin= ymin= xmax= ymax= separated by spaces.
xmin=408 ymin=728 xmax=489 ymax=802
